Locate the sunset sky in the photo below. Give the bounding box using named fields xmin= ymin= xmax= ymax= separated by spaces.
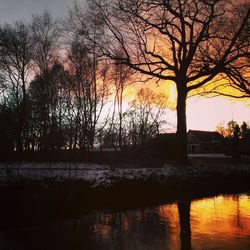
xmin=1 ymin=0 xmax=250 ymax=131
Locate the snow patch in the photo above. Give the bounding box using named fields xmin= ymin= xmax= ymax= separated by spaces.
xmin=1 ymin=162 xmax=250 ymax=188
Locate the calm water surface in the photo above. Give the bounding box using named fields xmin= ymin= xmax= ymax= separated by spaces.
xmin=1 ymin=193 xmax=250 ymax=250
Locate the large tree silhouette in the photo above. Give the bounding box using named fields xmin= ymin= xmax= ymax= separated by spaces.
xmin=89 ymin=0 xmax=249 ymax=163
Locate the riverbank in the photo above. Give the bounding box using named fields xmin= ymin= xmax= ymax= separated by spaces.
xmin=1 ymin=158 xmax=250 ymax=187
xmin=1 ymin=159 xmax=250 ymax=230
xmin=1 ymin=159 xmax=250 ymax=203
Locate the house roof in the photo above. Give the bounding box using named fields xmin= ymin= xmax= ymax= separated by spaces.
xmin=188 ymin=130 xmax=224 ymax=143
xmin=152 ymin=130 xmax=224 ymax=144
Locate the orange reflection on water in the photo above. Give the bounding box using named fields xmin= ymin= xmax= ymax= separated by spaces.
xmin=159 ymin=204 xmax=180 ymax=249
xmin=156 ymin=194 xmax=250 ymax=249
xmin=191 ymin=195 xmax=250 ymax=236
xmin=90 ymin=194 xmax=250 ymax=250
xmin=190 ymin=195 xmax=250 ymax=250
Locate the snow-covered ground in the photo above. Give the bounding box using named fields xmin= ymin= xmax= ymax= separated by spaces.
xmin=188 ymin=154 xmax=230 ymax=158
xmin=0 ymin=162 xmax=175 ymax=188
xmin=1 ymin=162 xmax=250 ymax=188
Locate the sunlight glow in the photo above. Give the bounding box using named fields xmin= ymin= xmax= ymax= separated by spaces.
xmin=124 ymin=76 xmax=250 ymax=132
xmin=187 ymin=97 xmax=250 ymax=131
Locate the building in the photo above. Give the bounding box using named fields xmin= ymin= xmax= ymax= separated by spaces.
xmin=239 ymin=133 xmax=250 ymax=156
xmin=187 ymin=130 xmax=225 ymax=154
xmin=148 ymin=133 xmax=176 ymax=160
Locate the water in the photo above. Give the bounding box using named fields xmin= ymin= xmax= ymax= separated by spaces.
xmin=1 ymin=193 xmax=250 ymax=250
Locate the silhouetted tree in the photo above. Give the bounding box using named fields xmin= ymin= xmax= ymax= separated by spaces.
xmin=241 ymin=121 xmax=250 ymax=138
xmin=202 ymin=1 xmax=250 ymax=98
xmin=217 ymin=120 xmax=250 ymax=139
xmin=66 ymin=4 xmax=111 ymax=150
xmin=217 ymin=120 xmax=250 ymax=158
xmin=109 ymin=57 xmax=132 ymax=148
xmin=88 ymin=0 xmax=250 ymax=163
xmin=0 ymin=104 xmax=15 ymax=154
xmin=65 ymin=39 xmax=110 ymax=150
xmin=31 ymin=11 xmax=60 ymax=74
xmin=125 ymin=88 xmax=166 ymax=146
xmin=0 ymin=21 xmax=33 ymax=151
xmin=31 ymin=12 xmax=61 ymax=150
xmin=29 ymin=63 xmax=68 ymax=150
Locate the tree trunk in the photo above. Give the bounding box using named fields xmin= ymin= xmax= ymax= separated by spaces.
xmin=176 ymin=84 xmax=188 ymax=164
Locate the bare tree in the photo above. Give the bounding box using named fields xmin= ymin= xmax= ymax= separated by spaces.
xmin=65 ymin=37 xmax=110 ymax=150
xmin=0 ymin=21 xmax=33 ymax=151
xmin=31 ymin=11 xmax=60 ymax=74
xmin=216 ymin=1 xmax=250 ymax=97
xmin=126 ymin=88 xmax=166 ymax=146
xmin=109 ymin=57 xmax=132 ymax=148
xmin=31 ymin=11 xmax=61 ymax=150
xmin=66 ymin=2 xmax=111 ymax=150
xmin=89 ymin=0 xmax=249 ymax=163
xmin=29 ymin=63 xmax=68 ymax=150
xmin=195 ymin=1 xmax=250 ymax=99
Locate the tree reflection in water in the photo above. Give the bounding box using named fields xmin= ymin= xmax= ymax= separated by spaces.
xmin=1 ymin=194 xmax=250 ymax=249
xmin=178 ymin=199 xmax=192 ymax=250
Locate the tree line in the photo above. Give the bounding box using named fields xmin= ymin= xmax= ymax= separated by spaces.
xmin=0 ymin=11 xmax=167 ymax=157
xmin=217 ymin=120 xmax=250 ymax=158
xmin=217 ymin=121 xmax=250 ymax=139
xmin=0 ymin=0 xmax=249 ymax=163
